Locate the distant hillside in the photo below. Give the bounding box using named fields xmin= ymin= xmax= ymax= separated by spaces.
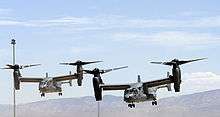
xmin=1 ymin=89 xmax=220 ymax=117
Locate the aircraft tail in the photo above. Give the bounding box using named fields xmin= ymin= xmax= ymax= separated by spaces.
xmin=137 ymin=75 xmax=141 ymax=83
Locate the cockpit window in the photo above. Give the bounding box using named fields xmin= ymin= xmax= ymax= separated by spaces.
xmin=130 ymin=88 xmax=138 ymax=94
xmin=40 ymin=81 xmax=46 ymax=86
xmin=125 ymin=88 xmax=139 ymax=94
xmin=125 ymin=90 xmax=129 ymax=93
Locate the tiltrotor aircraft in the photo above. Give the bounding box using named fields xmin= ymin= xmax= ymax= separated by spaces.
xmin=150 ymin=58 xmax=207 ymax=92
xmin=20 ymin=72 xmax=77 ymax=97
xmin=1 ymin=64 xmax=77 ymax=97
xmin=94 ymin=58 xmax=206 ymax=108
xmin=99 ymin=74 xmax=172 ymax=108
xmin=83 ymin=66 xmax=128 ymax=101
xmin=19 ymin=60 xmax=101 ymax=97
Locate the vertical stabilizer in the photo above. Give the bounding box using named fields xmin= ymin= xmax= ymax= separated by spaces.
xmin=137 ymin=75 xmax=141 ymax=83
xmin=46 ymin=72 xmax=48 ymax=78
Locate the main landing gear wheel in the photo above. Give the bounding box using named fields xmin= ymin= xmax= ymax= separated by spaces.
xmin=41 ymin=93 xmax=45 ymax=97
xmin=152 ymin=101 xmax=157 ymax=105
xmin=128 ymin=103 xmax=135 ymax=108
xmin=58 ymin=93 xmax=62 ymax=96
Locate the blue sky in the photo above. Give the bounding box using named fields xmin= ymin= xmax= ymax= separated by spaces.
xmin=0 ymin=0 xmax=220 ymax=104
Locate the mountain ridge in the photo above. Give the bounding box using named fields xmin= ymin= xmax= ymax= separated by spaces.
xmin=1 ymin=89 xmax=220 ymax=117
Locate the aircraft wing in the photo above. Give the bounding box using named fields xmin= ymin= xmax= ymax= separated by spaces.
xmin=20 ymin=77 xmax=44 ymax=83
xmin=100 ymin=84 xmax=131 ymax=91
xmin=143 ymin=78 xmax=173 ymax=88
xmin=53 ymin=74 xmax=78 ymax=82
xmin=154 ymin=84 xmax=172 ymax=91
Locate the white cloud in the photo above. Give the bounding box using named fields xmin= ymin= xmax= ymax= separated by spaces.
xmin=147 ymin=31 xmax=220 ymax=46
xmin=182 ymin=72 xmax=220 ymax=94
xmin=0 ymin=8 xmax=12 ymax=15
xmin=0 ymin=17 xmax=92 ymax=27
xmin=113 ymin=31 xmax=220 ymax=46
xmin=0 ymin=20 xmax=26 ymax=26
xmin=0 ymin=15 xmax=220 ymax=29
xmin=193 ymin=16 xmax=220 ymax=27
xmin=27 ymin=17 xmax=92 ymax=27
xmin=158 ymin=72 xmax=220 ymax=98
xmin=126 ymin=16 xmax=220 ymax=28
xmin=184 ymin=72 xmax=219 ymax=79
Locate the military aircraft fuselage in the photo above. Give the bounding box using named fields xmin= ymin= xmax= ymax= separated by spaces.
xmin=39 ymin=78 xmax=62 ymax=94
xmin=123 ymin=83 xmax=156 ymax=103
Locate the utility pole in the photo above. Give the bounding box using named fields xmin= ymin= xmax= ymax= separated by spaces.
xmin=11 ymin=39 xmax=16 ymax=117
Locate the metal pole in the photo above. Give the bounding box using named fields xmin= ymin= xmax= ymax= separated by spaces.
xmin=97 ymin=101 xmax=100 ymax=117
xmin=11 ymin=39 xmax=16 ymax=117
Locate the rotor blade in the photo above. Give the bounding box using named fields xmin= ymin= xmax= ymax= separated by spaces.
xmin=21 ymin=64 xmax=41 ymax=69
xmin=0 ymin=67 xmax=11 ymax=69
xmin=179 ymin=58 xmax=207 ymax=65
xmin=83 ymin=70 xmax=94 ymax=74
xmin=59 ymin=62 xmax=78 ymax=65
xmin=59 ymin=63 xmax=71 ymax=65
xmin=60 ymin=60 xmax=102 ymax=66
xmin=82 ymin=71 xmax=90 ymax=74
xmin=80 ymin=61 xmax=103 ymax=65
xmin=150 ymin=62 xmax=164 ymax=64
xmin=101 ymin=66 xmax=128 ymax=74
xmin=150 ymin=62 xmax=174 ymax=66
xmin=2 ymin=64 xmax=16 ymax=69
xmin=6 ymin=64 xmax=13 ymax=67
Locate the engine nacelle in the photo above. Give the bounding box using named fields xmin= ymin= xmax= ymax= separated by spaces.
xmin=172 ymin=68 xmax=181 ymax=92
xmin=77 ymin=79 xmax=82 ymax=86
xmin=172 ymin=75 xmax=181 ymax=92
xmin=93 ymin=77 xmax=102 ymax=101
xmin=76 ymin=72 xmax=83 ymax=86
xmin=13 ymin=72 xmax=20 ymax=90
xmin=174 ymin=82 xmax=180 ymax=92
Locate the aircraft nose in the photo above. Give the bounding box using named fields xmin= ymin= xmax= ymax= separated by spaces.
xmin=124 ymin=94 xmax=129 ymax=98
xmin=40 ymin=84 xmax=47 ymax=88
xmin=125 ymin=94 xmax=133 ymax=99
xmin=40 ymin=85 xmax=45 ymax=88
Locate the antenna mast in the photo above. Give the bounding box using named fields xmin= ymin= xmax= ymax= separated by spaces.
xmin=98 ymin=101 xmax=100 ymax=117
xmin=11 ymin=38 xmax=16 ymax=117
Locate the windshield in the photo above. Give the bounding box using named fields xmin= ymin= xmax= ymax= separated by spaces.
xmin=125 ymin=88 xmax=138 ymax=94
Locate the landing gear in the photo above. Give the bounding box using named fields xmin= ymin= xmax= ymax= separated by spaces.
xmin=41 ymin=93 xmax=45 ymax=97
xmin=128 ymin=103 xmax=135 ymax=108
xmin=152 ymin=100 xmax=157 ymax=105
xmin=58 ymin=92 xmax=62 ymax=96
